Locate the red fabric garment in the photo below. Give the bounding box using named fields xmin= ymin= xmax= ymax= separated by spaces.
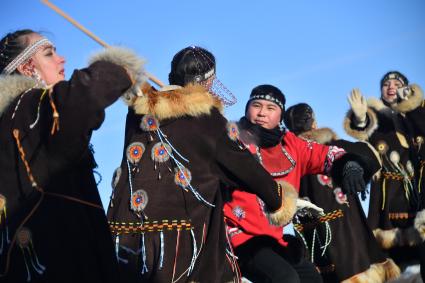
xmin=224 ymin=131 xmax=333 ymax=248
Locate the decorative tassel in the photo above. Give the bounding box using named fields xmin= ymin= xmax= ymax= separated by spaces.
xmin=13 ymin=129 xmax=39 ymax=189
xmin=140 ymin=233 xmax=148 ymax=274
xmin=48 ymin=89 xmax=60 ymax=135
xmin=419 ymin=164 xmax=424 ymax=193
xmin=188 ymin=229 xmax=198 ymax=276
xmin=171 ymin=230 xmax=181 ymax=282
xmin=127 ymin=160 xmax=134 ymax=196
xmin=17 ymin=228 xmax=46 ymax=282
xmin=29 ymin=89 xmax=48 ymax=129
xmin=320 ymin=222 xmax=332 ymax=257
xmin=381 ymin=178 xmax=386 ymax=211
xmin=159 ymin=231 xmax=164 ymax=270
xmin=0 ymin=194 xmax=10 ymax=255
xmin=115 ymin=234 xmax=120 ymax=260
xmin=311 ymin=228 xmax=317 ymax=262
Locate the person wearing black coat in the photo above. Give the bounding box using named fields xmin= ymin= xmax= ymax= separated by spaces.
xmin=284 ymin=103 xmax=400 ymax=282
xmin=0 ymin=29 xmax=144 ymax=282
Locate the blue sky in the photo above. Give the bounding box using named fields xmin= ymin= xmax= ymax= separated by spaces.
xmin=2 ymin=0 xmax=425 ymax=209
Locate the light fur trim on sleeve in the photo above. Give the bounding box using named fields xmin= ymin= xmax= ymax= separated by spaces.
xmin=343 ymin=108 xmax=378 ymax=141
xmin=341 ymin=258 xmax=400 ymax=283
xmin=266 ymin=181 xmax=298 ymax=226
xmin=373 ymin=226 xmax=423 ymax=249
xmin=392 ymin=84 xmax=424 ymax=113
xmin=88 ymin=46 xmax=147 ymax=103
xmin=414 ymin=209 xmax=425 ymax=241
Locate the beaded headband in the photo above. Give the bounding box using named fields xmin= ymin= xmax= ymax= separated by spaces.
xmin=248 ymin=94 xmax=285 ymax=110
xmin=382 ymin=72 xmax=407 ymax=87
xmin=2 ymin=38 xmax=52 ymax=75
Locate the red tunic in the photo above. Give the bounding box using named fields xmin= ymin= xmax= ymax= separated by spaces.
xmin=224 ymin=131 xmax=344 ymax=248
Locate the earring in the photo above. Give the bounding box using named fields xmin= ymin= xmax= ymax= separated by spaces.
xmin=32 ymin=69 xmax=47 ymax=88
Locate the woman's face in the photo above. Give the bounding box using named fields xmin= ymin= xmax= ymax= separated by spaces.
xmin=19 ymin=33 xmax=66 ymax=85
xmin=381 ymin=79 xmax=403 ymax=104
xmin=246 ymin=99 xmax=282 ymax=129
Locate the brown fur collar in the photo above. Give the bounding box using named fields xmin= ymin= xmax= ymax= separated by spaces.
xmin=342 ymin=258 xmax=400 ymax=283
xmin=128 ymin=84 xmax=224 ymax=121
xmin=298 ymin=127 xmax=338 ymax=144
xmin=0 ymin=74 xmax=38 ymax=116
xmin=414 ymin=209 xmax=425 ymax=241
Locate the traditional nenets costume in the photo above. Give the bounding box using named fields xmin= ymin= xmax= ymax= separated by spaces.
xmin=223 ymin=85 xmax=375 ymax=283
xmin=285 ymin=103 xmax=400 ymax=283
xmin=344 ymin=71 xmax=425 ymax=280
xmin=107 ymin=47 xmax=288 ymax=282
xmin=0 ymin=29 xmax=144 ymax=282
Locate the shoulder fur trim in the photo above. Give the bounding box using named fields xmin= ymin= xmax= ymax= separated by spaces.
xmin=414 ymin=209 xmax=425 ymax=241
xmin=367 ymin=97 xmax=387 ymax=112
xmin=0 ymin=75 xmax=37 ymax=116
xmin=392 ymin=84 xmax=424 ymax=113
xmin=88 ymin=46 xmax=146 ymax=103
xmin=342 ymin=258 xmax=400 ymax=283
xmin=129 ymin=84 xmax=224 ymax=120
xmin=298 ymin=127 xmax=338 ymax=144
xmin=266 ymin=181 xmax=298 ymax=226
xmin=343 ymin=108 xmax=378 ymax=141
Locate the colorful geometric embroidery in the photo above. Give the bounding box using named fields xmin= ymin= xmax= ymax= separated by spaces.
xmin=232 ymin=206 xmax=246 ymax=220
xmin=140 ymin=115 xmax=159 ymax=132
xmin=109 ymin=220 xmax=192 ymax=234
xmin=126 ymin=142 xmax=145 ymax=164
xmin=151 ymin=142 xmax=172 ymax=163
xmin=324 ymin=146 xmax=346 ymax=174
xmin=174 ymin=167 xmax=192 ymax=188
xmin=130 ymin=189 xmax=149 ymax=212
xmin=226 ymin=122 xmax=240 ymax=142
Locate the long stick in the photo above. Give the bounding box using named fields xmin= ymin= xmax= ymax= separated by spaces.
xmin=41 ymin=0 xmax=164 ymax=88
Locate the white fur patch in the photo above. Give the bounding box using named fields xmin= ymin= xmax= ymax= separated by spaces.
xmin=0 ymin=75 xmax=37 ymax=116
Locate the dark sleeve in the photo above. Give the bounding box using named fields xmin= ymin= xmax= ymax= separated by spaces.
xmin=47 ymin=61 xmax=131 ymax=167
xmin=331 ymin=139 xmax=381 ymax=183
xmin=213 ymin=120 xmax=281 ymax=212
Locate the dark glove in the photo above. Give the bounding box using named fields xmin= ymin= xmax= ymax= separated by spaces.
xmin=342 ymin=161 xmax=365 ymax=195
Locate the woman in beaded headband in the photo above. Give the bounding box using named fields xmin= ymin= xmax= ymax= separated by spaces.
xmin=0 ymin=28 xmax=146 ymax=282
xmin=0 ymin=29 xmax=65 ymax=86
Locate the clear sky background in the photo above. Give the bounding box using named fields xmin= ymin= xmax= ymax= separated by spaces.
xmin=2 ymin=0 xmax=425 ymax=209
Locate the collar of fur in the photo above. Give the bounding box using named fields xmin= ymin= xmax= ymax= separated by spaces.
xmin=129 ymin=84 xmax=224 ymax=121
xmin=298 ymin=127 xmax=338 ymax=144
xmin=0 ymin=74 xmax=38 ymax=116
xmin=367 ymin=97 xmax=394 ymax=117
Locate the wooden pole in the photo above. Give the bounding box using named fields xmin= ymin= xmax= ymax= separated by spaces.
xmin=41 ymin=0 xmax=164 ymax=88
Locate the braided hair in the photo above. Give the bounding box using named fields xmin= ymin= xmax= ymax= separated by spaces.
xmin=0 ymin=29 xmax=36 ymax=74
xmin=168 ymin=46 xmax=215 ymax=86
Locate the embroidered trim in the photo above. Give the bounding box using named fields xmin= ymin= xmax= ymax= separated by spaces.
xmin=294 ymin=209 xmax=344 ymax=232
xmin=382 ymin=172 xmax=414 ymax=181
xmin=324 ymin=146 xmax=345 ymax=174
xmin=109 ymin=220 xmax=192 ymax=234
xmin=255 ymin=145 xmax=296 ymax=177
xmin=388 ymin=212 xmax=416 ymax=220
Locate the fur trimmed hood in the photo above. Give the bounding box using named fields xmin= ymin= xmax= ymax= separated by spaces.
xmin=391 ymin=84 xmax=424 ymax=113
xmin=128 ymin=84 xmax=224 ymax=121
xmin=0 ymin=74 xmax=38 ymax=116
xmin=298 ymin=127 xmax=338 ymax=144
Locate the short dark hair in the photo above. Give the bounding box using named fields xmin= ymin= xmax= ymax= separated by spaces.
xmin=168 ymin=46 xmax=215 ymax=86
xmin=284 ymin=103 xmax=315 ymax=135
